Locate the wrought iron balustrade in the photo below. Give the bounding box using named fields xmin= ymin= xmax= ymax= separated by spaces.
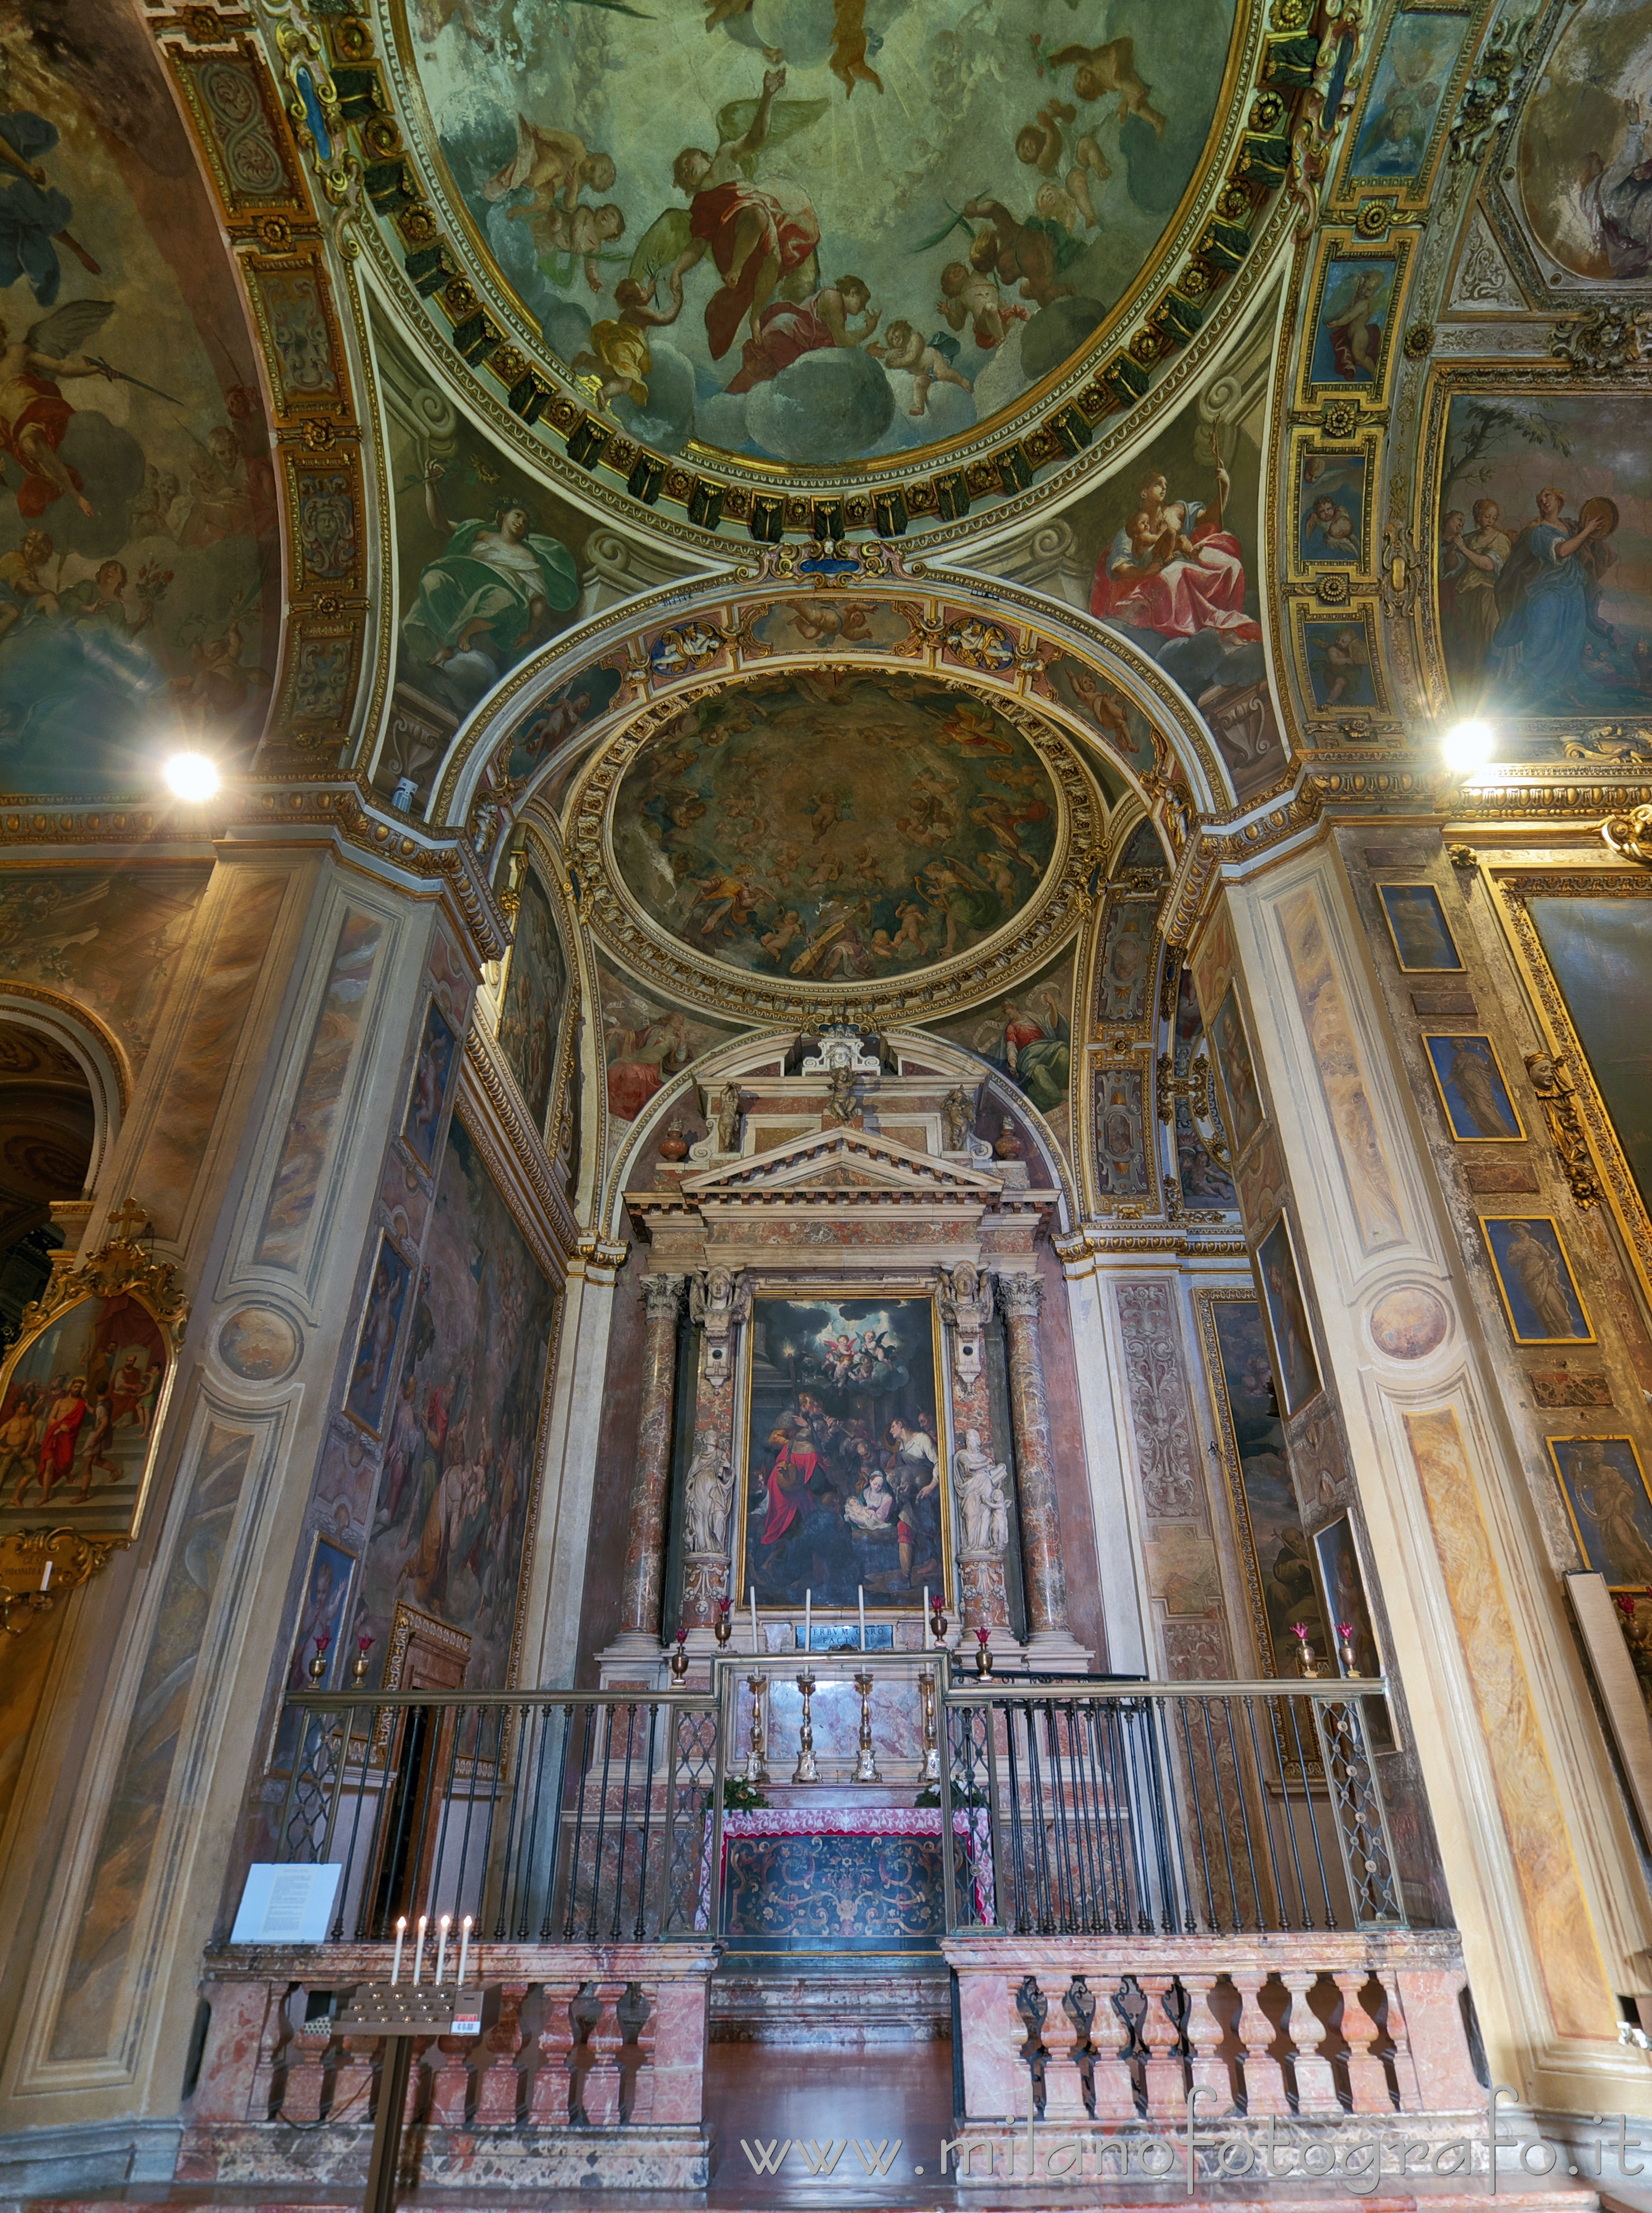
xmin=942 ymin=1677 xmax=1404 ymax=1939
xmin=273 ymin=1688 xmax=719 ymax=1944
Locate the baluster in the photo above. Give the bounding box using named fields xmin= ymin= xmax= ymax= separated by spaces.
xmin=1093 ymin=1978 xmax=1140 ymax=2121
xmin=1280 ymin=1968 xmax=1338 ymax=2112
xmin=1136 ymin=1971 xmax=1186 ymax=2121
xmin=1333 ymin=1969 xmax=1392 ymax=2112
xmin=473 ymin=1982 xmax=528 ymax=2125
xmin=278 ymin=2004 xmax=332 ymax=2123
xmin=530 ymin=1978 xmax=580 ymax=2123
xmin=1229 ymin=1970 xmax=1291 ymax=2115
xmin=1180 ymin=1972 xmax=1234 ymax=2112
xmin=582 ymin=1984 xmax=627 ymax=2126
xmin=427 ymin=2031 xmax=472 ymax=2125
xmin=330 ymin=2031 xmax=376 ymax=2129
xmin=1041 ymin=1977 xmax=1082 ymax=2117
xmin=250 ymin=1983 xmax=298 ymax=2123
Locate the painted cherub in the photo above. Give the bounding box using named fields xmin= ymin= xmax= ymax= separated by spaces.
xmin=1324 ymin=268 xmax=1386 ymax=377
xmin=1015 ymin=98 xmax=1111 ymax=226
xmin=1046 ymin=37 xmax=1167 ymax=135
xmin=485 ymin=117 xmax=618 ymax=220
xmin=869 ymin=319 xmax=972 ymax=415
xmin=536 ymin=202 xmax=627 ymax=293
xmin=1126 ymin=508 xmax=1200 ymax=570
xmin=1319 ymin=625 xmax=1369 ymax=705
xmin=937 ymin=261 xmax=1028 ymax=349
xmin=571 ymin=270 xmax=684 ymax=410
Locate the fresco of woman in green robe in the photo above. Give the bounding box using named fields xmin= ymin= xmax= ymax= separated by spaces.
xmin=400 ymin=458 xmax=578 ymax=713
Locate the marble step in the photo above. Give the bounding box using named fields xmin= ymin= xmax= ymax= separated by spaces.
xmin=710 ymin=1969 xmax=951 ymax=2046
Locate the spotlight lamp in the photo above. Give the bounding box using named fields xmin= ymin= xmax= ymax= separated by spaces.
xmin=1441 ymin=720 xmax=1495 ymax=776
xmin=164 ymin=753 xmax=221 ymax=803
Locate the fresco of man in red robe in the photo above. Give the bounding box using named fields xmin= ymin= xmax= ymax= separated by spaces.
xmin=758 ymin=1413 xmax=819 ymax=1551
xmin=22 ymin=1374 xmax=87 ymax=1505
xmin=667 ymin=67 xmax=822 ymax=364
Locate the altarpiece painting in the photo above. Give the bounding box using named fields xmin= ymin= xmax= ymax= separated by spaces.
xmin=738 ymin=1295 xmax=949 ymax=1618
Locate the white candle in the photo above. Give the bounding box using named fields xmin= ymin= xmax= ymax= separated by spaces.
xmin=804 ymin=1589 xmax=811 ymax=1654
xmin=436 ymin=1913 xmax=450 ymax=1984
xmin=923 ymin=1587 xmax=930 ymax=1650
xmin=858 ymin=1586 xmax=866 ymax=1649
xmin=750 ymin=1585 xmax=758 ymax=1656
xmin=457 ymin=1915 xmax=472 ymax=1990
xmin=413 ymin=1914 xmax=427 ymax=1985
xmin=39 ymin=1559 xmax=51 ymax=1592
xmin=392 ymin=1916 xmax=406 ymax=1986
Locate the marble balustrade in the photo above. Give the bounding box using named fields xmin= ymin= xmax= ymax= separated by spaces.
xmin=943 ymin=1929 xmax=1481 ymax=2135
xmin=177 ymin=1941 xmax=718 ymax=2191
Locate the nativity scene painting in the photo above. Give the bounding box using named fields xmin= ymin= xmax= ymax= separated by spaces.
xmin=0 ymin=15 xmax=280 ymax=796
xmin=415 ymin=0 xmax=1237 ymax=466
xmin=739 ymin=1296 xmax=947 ymax=1614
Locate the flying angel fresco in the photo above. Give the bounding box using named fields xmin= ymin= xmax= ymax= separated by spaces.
xmin=624 ymin=67 xmax=829 ymax=365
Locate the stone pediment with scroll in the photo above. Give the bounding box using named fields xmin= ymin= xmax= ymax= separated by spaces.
xmin=682 ymin=1126 xmax=1005 ymax=1204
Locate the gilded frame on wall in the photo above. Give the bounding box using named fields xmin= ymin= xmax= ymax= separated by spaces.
xmin=733 ymin=1289 xmax=955 ymax=1626
xmin=1477 ymin=1214 xmax=1596 ymax=1347
xmin=0 ymin=1208 xmax=188 ymax=1544
xmin=1324 ymin=2 xmax=1482 ymax=216
xmin=1491 ymin=867 xmax=1652 ymax=1310
xmin=1547 ymin=1435 xmax=1652 ymax=1590
xmin=1287 ymin=428 xmax=1381 ymax=580
xmin=1290 ymin=602 xmax=1388 ymax=720
xmin=1294 ymin=233 xmax=1414 ymax=411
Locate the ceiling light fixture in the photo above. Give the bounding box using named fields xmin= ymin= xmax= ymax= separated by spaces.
xmin=164 ymin=753 xmax=221 ymax=803
xmin=1441 ymin=719 xmax=1495 ymax=776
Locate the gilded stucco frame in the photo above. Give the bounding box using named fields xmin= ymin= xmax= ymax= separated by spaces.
xmin=1491 ymin=865 xmax=1652 ymax=1312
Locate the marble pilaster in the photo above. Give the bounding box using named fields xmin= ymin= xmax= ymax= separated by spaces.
xmin=941 ymin=1265 xmax=1015 ymax=1653
xmin=681 ymin=1268 xmax=747 ymax=1634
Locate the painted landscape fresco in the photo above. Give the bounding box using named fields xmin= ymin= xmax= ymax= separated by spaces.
xmin=360 ymin=1115 xmax=556 ymax=1688
xmin=1438 ymin=393 xmax=1652 ymax=718
xmin=414 ymin=0 xmax=1237 ymax=465
xmin=612 ymin=673 xmax=1058 ymax=982
xmin=0 ymin=12 xmax=279 ymax=795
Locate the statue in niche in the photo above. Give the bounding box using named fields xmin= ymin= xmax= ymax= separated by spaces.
xmin=942 ymin=1086 xmax=972 ymax=1150
xmin=683 ymin=1442 xmax=734 ymax=1556
xmin=954 ymin=1428 xmax=1010 ymax=1556
xmin=715 ymin=1080 xmax=743 ymax=1153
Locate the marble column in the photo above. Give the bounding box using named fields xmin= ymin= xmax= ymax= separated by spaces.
xmin=995 ymin=1271 xmax=1081 ymax=1666
xmin=617 ymin=1271 xmax=687 ymax=1645
xmin=941 ymin=1263 xmax=1015 ymax=1654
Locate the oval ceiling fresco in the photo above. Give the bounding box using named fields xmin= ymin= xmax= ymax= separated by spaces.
xmin=404 ymin=0 xmax=1239 ymax=471
xmin=1517 ymin=0 xmax=1652 ymax=283
xmin=608 ymin=671 xmax=1059 ymax=982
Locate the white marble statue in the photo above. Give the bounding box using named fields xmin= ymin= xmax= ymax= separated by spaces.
xmin=954 ymin=1427 xmax=1010 ymax=1555
xmin=683 ymin=1444 xmax=734 ymax=1556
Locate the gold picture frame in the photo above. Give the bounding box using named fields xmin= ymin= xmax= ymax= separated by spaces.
xmin=1295 ymin=232 xmax=1414 ymax=411
xmin=733 ymin=1288 xmax=955 ymax=1632
xmin=0 ymin=1204 xmax=188 ymax=1544
xmin=1420 ymin=1032 xmax=1527 ymax=1143
xmin=1477 ymin=1215 xmax=1596 ymax=1346
xmin=1375 ymin=880 xmax=1465 ymax=973
xmin=1547 ymin=1436 xmax=1652 ymax=1590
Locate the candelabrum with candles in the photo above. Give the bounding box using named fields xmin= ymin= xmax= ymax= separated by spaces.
xmin=743 ymin=1673 xmax=769 ymax=1784
xmin=792 ymin=1668 xmax=819 ymax=1784
xmin=918 ymin=1667 xmax=941 ymax=1784
xmin=852 ymin=1668 xmax=881 ymax=1783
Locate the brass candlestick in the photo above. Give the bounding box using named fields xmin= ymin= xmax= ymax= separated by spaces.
xmin=743 ymin=1674 xmax=769 ymax=1784
xmin=852 ymin=1669 xmax=881 ymax=1783
xmin=792 ymin=1670 xmax=819 ymax=1784
xmin=918 ymin=1667 xmax=941 ymax=1784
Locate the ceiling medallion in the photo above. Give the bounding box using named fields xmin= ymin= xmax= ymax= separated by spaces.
xmin=565 ymin=665 xmax=1100 ymax=1024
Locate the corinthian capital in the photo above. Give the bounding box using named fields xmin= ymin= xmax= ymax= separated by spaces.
xmin=994 ymin=1270 xmax=1043 ymax=1322
xmin=641 ymin=1272 xmax=687 ymax=1324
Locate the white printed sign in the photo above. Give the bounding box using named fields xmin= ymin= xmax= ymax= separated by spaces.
xmin=230 ymin=1863 xmax=342 ymax=1944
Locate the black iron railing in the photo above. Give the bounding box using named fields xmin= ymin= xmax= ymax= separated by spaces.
xmin=944 ymin=1678 xmax=1404 ymax=1938
xmin=274 ymin=1691 xmax=718 ymax=1944
xmin=268 ymin=1667 xmax=1403 ymax=1950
